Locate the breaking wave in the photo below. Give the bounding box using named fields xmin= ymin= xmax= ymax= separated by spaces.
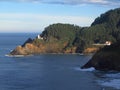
xmin=75 ymin=67 xmax=95 ymax=72
xmin=97 ymin=72 xmax=120 ymax=89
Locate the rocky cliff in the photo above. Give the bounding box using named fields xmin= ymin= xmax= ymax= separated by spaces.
xmin=81 ymin=41 xmax=120 ymax=71
xmin=9 ymin=38 xmax=78 ymax=55
xmin=81 ymin=8 xmax=120 ymax=71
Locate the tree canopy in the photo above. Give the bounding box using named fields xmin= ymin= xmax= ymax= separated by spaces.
xmin=34 ymin=8 xmax=120 ymax=53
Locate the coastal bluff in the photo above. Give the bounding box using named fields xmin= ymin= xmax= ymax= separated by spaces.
xmin=9 ymin=8 xmax=120 ymax=56
xmin=9 ymin=24 xmax=85 ymax=55
xmin=81 ymin=8 xmax=120 ymax=71
xmin=81 ymin=41 xmax=120 ymax=71
xmin=9 ymin=23 xmax=101 ymax=55
xmin=9 ymin=39 xmax=78 ymax=55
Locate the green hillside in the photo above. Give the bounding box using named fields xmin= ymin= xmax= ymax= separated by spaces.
xmin=10 ymin=8 xmax=120 ymax=55
xmin=38 ymin=8 xmax=120 ymax=52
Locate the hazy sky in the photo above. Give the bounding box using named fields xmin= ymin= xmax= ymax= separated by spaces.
xmin=0 ymin=0 xmax=120 ymax=32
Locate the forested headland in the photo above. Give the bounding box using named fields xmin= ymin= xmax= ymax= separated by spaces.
xmin=10 ymin=8 xmax=120 ymax=55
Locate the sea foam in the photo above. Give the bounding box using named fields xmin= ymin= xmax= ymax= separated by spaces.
xmin=5 ymin=54 xmax=33 ymax=57
xmin=97 ymin=73 xmax=120 ymax=89
xmin=99 ymin=79 xmax=120 ymax=89
xmin=75 ymin=67 xmax=95 ymax=72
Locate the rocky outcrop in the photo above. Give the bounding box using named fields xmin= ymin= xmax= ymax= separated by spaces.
xmin=9 ymin=36 xmax=100 ymax=55
xmin=64 ymin=47 xmax=77 ymax=53
xmin=81 ymin=41 xmax=120 ymax=71
xmin=83 ymin=47 xmax=100 ymax=54
xmin=10 ymin=43 xmax=41 ymax=55
xmin=9 ymin=40 xmax=79 ymax=55
xmin=10 ymin=45 xmax=28 ymax=55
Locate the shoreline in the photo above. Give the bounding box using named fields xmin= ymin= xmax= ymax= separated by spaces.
xmin=6 ymin=52 xmax=94 ymax=57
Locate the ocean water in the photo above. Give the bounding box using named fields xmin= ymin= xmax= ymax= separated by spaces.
xmin=0 ymin=33 xmax=120 ymax=90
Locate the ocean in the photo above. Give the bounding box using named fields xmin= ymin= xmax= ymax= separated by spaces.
xmin=0 ymin=33 xmax=120 ymax=90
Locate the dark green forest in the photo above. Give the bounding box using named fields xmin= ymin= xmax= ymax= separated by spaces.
xmin=37 ymin=8 xmax=120 ymax=53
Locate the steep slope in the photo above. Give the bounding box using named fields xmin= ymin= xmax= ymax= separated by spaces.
xmin=81 ymin=8 xmax=120 ymax=71
xmin=81 ymin=41 xmax=120 ymax=71
xmin=91 ymin=8 xmax=120 ymax=41
xmin=9 ymin=23 xmax=81 ymax=55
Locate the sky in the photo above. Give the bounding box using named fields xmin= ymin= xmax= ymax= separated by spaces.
xmin=0 ymin=0 xmax=120 ymax=33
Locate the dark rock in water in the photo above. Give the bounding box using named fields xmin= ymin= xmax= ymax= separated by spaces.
xmin=81 ymin=41 xmax=120 ymax=71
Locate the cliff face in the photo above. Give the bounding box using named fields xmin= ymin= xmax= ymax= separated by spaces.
xmin=9 ymin=39 xmax=78 ymax=55
xmin=81 ymin=41 xmax=120 ymax=71
xmin=83 ymin=47 xmax=100 ymax=54
xmin=81 ymin=8 xmax=120 ymax=71
xmin=10 ymin=44 xmax=41 ymax=55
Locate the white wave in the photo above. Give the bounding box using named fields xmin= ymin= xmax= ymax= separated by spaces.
xmin=105 ymin=73 xmax=120 ymax=78
xmin=97 ymin=73 xmax=120 ymax=89
xmin=99 ymin=79 xmax=120 ymax=89
xmin=5 ymin=54 xmax=25 ymax=57
xmin=5 ymin=54 xmax=33 ymax=57
xmin=75 ymin=67 xmax=95 ymax=72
